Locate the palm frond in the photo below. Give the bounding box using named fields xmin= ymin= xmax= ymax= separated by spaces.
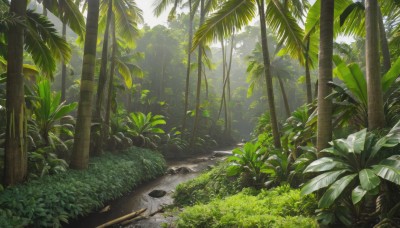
xmin=266 ymin=0 xmax=305 ymax=64
xmin=192 ymin=0 xmax=256 ymax=51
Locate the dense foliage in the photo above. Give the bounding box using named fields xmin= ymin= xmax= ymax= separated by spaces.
xmin=0 ymin=147 xmax=166 ymax=227
xmin=176 ymin=185 xmax=318 ymax=228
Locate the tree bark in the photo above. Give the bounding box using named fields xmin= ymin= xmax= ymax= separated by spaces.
xmin=305 ymin=37 xmax=313 ymax=104
xmin=278 ymin=76 xmax=290 ymax=117
xmin=61 ymin=21 xmax=67 ymax=102
xmin=377 ymin=6 xmax=391 ymax=74
xmin=4 ymin=0 xmax=28 ymax=186
xmin=317 ymin=0 xmax=334 ymax=152
xmin=190 ymin=0 xmax=205 ymax=146
xmin=182 ymin=0 xmax=193 ymax=132
xmin=104 ymin=17 xmax=117 ymax=140
xmin=71 ymin=0 xmax=100 ymax=170
xmin=257 ymin=0 xmax=281 ymax=148
xmin=366 ymin=0 xmax=385 ymax=129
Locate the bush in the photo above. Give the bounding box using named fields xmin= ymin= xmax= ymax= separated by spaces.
xmin=174 ymin=162 xmax=243 ymax=207
xmin=0 ymin=147 xmax=166 ymax=227
xmin=176 ymin=185 xmax=318 ymax=228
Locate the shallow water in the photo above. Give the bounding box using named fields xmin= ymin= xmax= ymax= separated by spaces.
xmin=66 ymin=148 xmax=234 ymax=228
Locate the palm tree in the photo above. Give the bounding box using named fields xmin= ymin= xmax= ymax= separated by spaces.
xmin=316 ymin=0 xmax=334 ymax=152
xmin=92 ymin=0 xmax=142 ymax=154
xmin=71 ymin=0 xmax=100 ymax=170
xmin=192 ymin=0 xmax=309 ymax=148
xmin=3 ymin=0 xmax=28 ymax=186
xmin=365 ymin=0 xmax=385 ymax=129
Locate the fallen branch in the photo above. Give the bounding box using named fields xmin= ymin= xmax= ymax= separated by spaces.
xmin=120 ymin=207 xmax=164 ymax=226
xmin=96 ymin=208 xmax=147 ymax=228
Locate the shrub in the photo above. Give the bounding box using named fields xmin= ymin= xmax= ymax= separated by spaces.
xmin=174 ymin=162 xmax=243 ymax=207
xmin=176 ymin=185 xmax=318 ymax=228
xmin=0 ymin=147 xmax=166 ymax=227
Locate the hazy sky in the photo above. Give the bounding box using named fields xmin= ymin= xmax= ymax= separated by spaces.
xmin=137 ymin=1 xmax=169 ymax=27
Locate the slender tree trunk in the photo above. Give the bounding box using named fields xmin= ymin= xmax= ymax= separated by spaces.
xmin=105 ymin=18 xmax=117 ymax=139
xmin=305 ymin=37 xmax=312 ymax=104
xmin=366 ymin=0 xmax=385 ymax=129
xmin=378 ymin=6 xmax=391 ymax=73
xmin=4 ymin=0 xmax=28 ymax=186
xmin=203 ymin=70 xmax=208 ymax=99
xmin=71 ymin=0 xmax=100 ymax=170
xmin=61 ymin=21 xmax=67 ymax=102
xmin=317 ymin=0 xmax=334 ymax=152
xmin=191 ymin=0 xmax=205 ymax=146
xmin=226 ymin=35 xmax=234 ymax=134
xmin=182 ymin=0 xmax=193 ymax=132
xmin=257 ymin=0 xmax=281 ymax=148
xmin=278 ymin=76 xmax=290 ymax=117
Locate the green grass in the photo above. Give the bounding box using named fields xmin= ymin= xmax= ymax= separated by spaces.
xmin=0 ymin=147 xmax=166 ymax=227
xmin=173 ymin=162 xmax=243 ymax=207
xmin=176 ymin=185 xmax=318 ymax=228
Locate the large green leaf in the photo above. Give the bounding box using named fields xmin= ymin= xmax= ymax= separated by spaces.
xmin=359 ymin=169 xmax=380 ymax=191
xmin=301 ymin=170 xmax=347 ymax=196
xmin=304 ymin=157 xmax=348 ymax=173
xmin=373 ymin=164 xmax=400 ymax=185
xmin=382 ymin=57 xmax=400 ymax=92
xmin=319 ymin=174 xmax=357 ymax=208
xmin=333 ymin=56 xmax=367 ymax=107
xmin=351 ymin=185 xmax=367 ymax=205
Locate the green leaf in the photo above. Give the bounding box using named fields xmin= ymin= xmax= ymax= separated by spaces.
xmin=351 ymin=185 xmax=367 ymax=204
xmin=359 ymin=169 xmax=380 ymax=191
xmin=381 ymin=48 xmax=400 ymax=92
xmin=304 ymin=157 xmax=348 ymax=173
xmin=372 ymin=165 xmax=400 ymax=185
xmin=301 ymin=170 xmax=347 ymax=196
xmin=319 ymin=174 xmax=357 ymax=208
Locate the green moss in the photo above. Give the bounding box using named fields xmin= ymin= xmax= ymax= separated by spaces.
xmin=173 ymin=162 xmax=243 ymax=206
xmin=176 ymin=185 xmax=318 ymax=228
xmin=0 ymin=147 xmax=166 ymax=227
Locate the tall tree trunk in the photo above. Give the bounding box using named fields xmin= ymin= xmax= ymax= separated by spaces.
xmin=366 ymin=0 xmax=385 ymax=129
xmin=4 ymin=0 xmax=28 ymax=186
xmin=182 ymin=0 xmax=193 ymax=132
xmin=191 ymin=0 xmax=205 ymax=146
xmin=105 ymin=17 xmax=117 ymax=139
xmin=226 ymin=34 xmax=234 ymax=134
xmin=378 ymin=6 xmax=391 ymax=73
xmin=61 ymin=21 xmax=67 ymax=102
xmin=91 ymin=0 xmax=112 ymax=155
xmin=257 ymin=0 xmax=281 ymax=148
xmin=278 ymin=76 xmax=290 ymax=117
xmin=317 ymin=0 xmax=334 ymax=152
xmin=71 ymin=0 xmax=100 ymax=170
xmin=305 ymin=37 xmax=312 ymax=104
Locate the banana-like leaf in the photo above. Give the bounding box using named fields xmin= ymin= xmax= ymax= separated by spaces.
xmin=359 ymin=168 xmax=380 ymax=191
xmin=301 ymin=170 xmax=347 ymax=195
xmin=373 ymin=164 xmax=400 ymax=185
xmin=115 ymin=59 xmax=132 ymax=88
xmin=304 ymin=157 xmax=348 ymax=173
xmin=382 ymin=57 xmax=400 ymax=92
xmin=319 ymin=174 xmax=357 ymax=208
xmin=351 ymin=185 xmax=367 ymax=204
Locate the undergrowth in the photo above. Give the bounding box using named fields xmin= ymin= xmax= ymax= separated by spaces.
xmin=173 ymin=162 xmax=243 ymax=206
xmin=0 ymin=147 xmax=166 ymax=227
xmin=176 ymin=185 xmax=318 ymax=228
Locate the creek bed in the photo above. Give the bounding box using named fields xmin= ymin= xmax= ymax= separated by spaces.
xmin=66 ymin=148 xmax=234 ymax=228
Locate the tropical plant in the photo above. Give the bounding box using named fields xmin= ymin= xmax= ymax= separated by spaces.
xmin=27 ymin=148 xmax=69 ymax=179
xmin=126 ymin=112 xmax=166 ymax=148
xmin=328 ymin=56 xmax=400 ymax=129
xmin=227 ymin=142 xmax=269 ymax=187
xmin=301 ymin=121 xmax=400 ymax=226
xmin=31 ymin=79 xmax=77 ymax=148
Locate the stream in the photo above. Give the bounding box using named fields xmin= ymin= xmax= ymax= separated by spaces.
xmin=66 ymin=147 xmax=235 ymax=228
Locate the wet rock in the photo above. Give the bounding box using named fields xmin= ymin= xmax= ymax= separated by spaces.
xmin=165 ymin=168 xmax=176 ymax=175
xmin=175 ymin=167 xmax=192 ymax=174
xmin=148 ymin=190 xmax=167 ymax=198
